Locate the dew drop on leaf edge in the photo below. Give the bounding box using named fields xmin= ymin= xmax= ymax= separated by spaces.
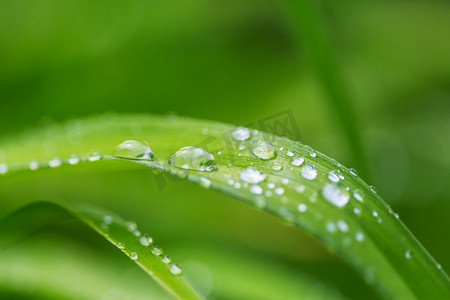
xmin=169 ymin=146 xmax=217 ymax=172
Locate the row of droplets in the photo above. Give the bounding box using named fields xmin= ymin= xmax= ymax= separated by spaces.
xmin=100 ymin=215 xmax=183 ymax=276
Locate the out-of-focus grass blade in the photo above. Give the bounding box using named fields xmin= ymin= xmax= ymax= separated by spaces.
xmin=0 ymin=114 xmax=449 ymax=299
xmin=0 ymin=201 xmax=204 ymax=300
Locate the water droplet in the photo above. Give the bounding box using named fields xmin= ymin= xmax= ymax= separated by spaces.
xmin=116 ymin=242 xmax=125 ymax=250
xmin=301 ymin=165 xmax=317 ymax=180
xmin=133 ymin=230 xmax=141 ymax=237
xmin=251 ymin=141 xmax=276 ymax=160
xmin=355 ymin=232 xmax=364 ymax=242
xmin=328 ymin=171 xmax=340 ymax=183
xmin=286 ymin=150 xmax=294 ymax=157
xmin=337 ymin=220 xmax=349 ymax=232
xmin=254 ymin=197 xmax=266 ymax=208
xmin=139 ymin=235 xmax=153 ymax=247
xmin=326 ymin=222 xmax=336 ymax=233
xmin=114 ymin=140 xmax=155 ymax=160
xmin=298 ymin=203 xmax=307 ymax=212
xmin=29 ymin=160 xmax=39 ymax=170
xmin=369 ymin=186 xmax=377 ymax=193
xmin=100 ymin=223 xmax=109 ymax=232
xmin=169 ymin=147 xmax=217 ymax=171
xmin=0 ymin=163 xmax=8 ymax=174
xmin=130 ymin=252 xmax=138 ymax=261
xmin=162 ymin=256 xmax=172 ymax=264
xmin=88 ymin=152 xmax=102 ymax=161
xmin=349 ymin=168 xmax=358 ymax=176
xmin=271 ymin=164 xmax=282 ymax=171
xmin=126 ymin=222 xmax=137 ymax=232
xmin=152 ymin=246 xmax=163 ymax=256
xmin=250 ymin=185 xmax=263 ymax=195
xmin=372 ymin=210 xmax=378 ymax=218
xmin=295 ymin=185 xmax=305 ymax=193
xmin=234 ymin=182 xmax=241 ymax=189
xmin=394 ymin=213 xmax=399 ymax=219
xmin=199 ymin=177 xmax=212 ymax=188
xmin=322 ymin=183 xmax=350 ymax=207
xmin=103 ymin=215 xmax=113 ymax=224
xmin=49 ymin=157 xmax=62 ymax=168
xmin=290 ymin=156 xmax=304 ymax=167
xmin=279 ymin=207 xmax=295 ymax=222
xmin=231 ymin=127 xmax=251 ymax=141
xmin=353 ymin=207 xmax=361 ymax=215
xmin=240 ymin=167 xmax=266 ymax=184
xmin=68 ymin=155 xmax=80 ymax=165
xmin=274 ymin=187 xmax=285 ymax=195
xmin=405 ymin=250 xmax=412 ymax=259
xmin=309 ymin=151 xmax=317 ymax=158
xmin=267 ymin=182 xmax=275 ymax=189
xmin=353 ymin=190 xmax=363 ymax=202
xmin=170 ymin=264 xmax=183 ymax=276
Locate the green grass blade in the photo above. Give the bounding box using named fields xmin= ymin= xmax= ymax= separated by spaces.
xmin=0 ymin=201 xmax=204 ymax=300
xmin=0 ymin=113 xmax=449 ymax=299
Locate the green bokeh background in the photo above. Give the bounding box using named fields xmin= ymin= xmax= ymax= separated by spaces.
xmin=0 ymin=0 xmax=449 ymax=299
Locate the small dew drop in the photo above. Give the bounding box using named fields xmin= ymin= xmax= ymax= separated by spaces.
xmin=251 ymin=141 xmax=276 ymax=160
xmin=322 ymin=183 xmax=350 ymax=207
xmin=271 ymin=164 xmax=282 ymax=171
xmin=231 ymin=127 xmax=251 ymax=141
xmin=274 ymin=187 xmax=285 ymax=195
xmin=328 ymin=171 xmax=340 ymax=183
xmin=326 ymin=222 xmax=336 ymax=233
xmin=139 ymin=235 xmax=153 ymax=247
xmin=290 ymin=156 xmax=305 ymax=167
xmin=103 ymin=215 xmax=113 ymax=224
xmin=372 ymin=210 xmax=379 ymax=218
xmin=405 ymin=250 xmax=412 ymax=260
xmin=309 ymin=151 xmax=317 ymax=158
xmin=369 ymin=186 xmax=377 ymax=193
xmin=199 ymin=177 xmax=212 ymax=188
xmin=169 ymin=146 xmax=217 ymax=171
xmin=267 ymin=182 xmax=275 ymax=189
xmin=355 ymin=232 xmax=364 ymax=242
xmin=254 ymin=197 xmax=266 ymax=208
xmin=295 ymin=185 xmax=305 ymax=193
xmin=250 ymin=185 xmax=263 ymax=195
xmin=88 ymin=152 xmax=102 ymax=161
xmin=286 ymin=150 xmax=294 ymax=157
xmin=126 ymin=222 xmax=137 ymax=232
xmin=68 ymin=155 xmax=80 ymax=165
xmin=170 ymin=264 xmax=183 ymax=276
xmin=114 ymin=140 xmax=155 ymax=160
xmin=301 ymin=165 xmax=317 ymax=180
xmin=116 ymin=242 xmax=125 ymax=250
xmin=133 ymin=230 xmax=141 ymax=237
xmin=353 ymin=190 xmax=363 ymax=202
xmin=29 ymin=160 xmax=39 ymax=170
xmin=298 ymin=203 xmax=307 ymax=212
xmin=48 ymin=157 xmax=62 ymax=168
xmin=130 ymin=252 xmax=138 ymax=261
xmin=353 ymin=207 xmax=361 ymax=215
xmin=0 ymin=163 xmax=7 ymax=174
xmin=349 ymin=168 xmax=358 ymax=176
xmin=240 ymin=167 xmax=266 ymax=184
xmin=279 ymin=207 xmax=295 ymax=222
xmin=337 ymin=220 xmax=349 ymax=232
xmin=161 ymin=256 xmax=172 ymax=264
xmin=152 ymin=246 xmax=163 ymax=256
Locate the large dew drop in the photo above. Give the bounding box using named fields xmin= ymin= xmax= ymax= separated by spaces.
xmin=114 ymin=140 xmax=155 ymax=160
xmin=169 ymin=146 xmax=217 ymax=171
xmin=240 ymin=167 xmax=266 ymax=184
xmin=231 ymin=127 xmax=251 ymax=141
xmin=251 ymin=141 xmax=276 ymax=160
xmin=301 ymin=165 xmax=317 ymax=180
xmin=322 ymin=183 xmax=350 ymax=207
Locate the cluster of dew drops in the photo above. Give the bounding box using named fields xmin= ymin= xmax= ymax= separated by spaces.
xmin=101 ymin=214 xmax=183 ymax=276
xmin=0 ymin=126 xmax=427 ymax=266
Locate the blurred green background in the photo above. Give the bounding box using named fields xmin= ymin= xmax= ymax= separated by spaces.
xmin=0 ymin=0 xmax=449 ymax=299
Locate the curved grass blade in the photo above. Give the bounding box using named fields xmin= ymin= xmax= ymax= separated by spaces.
xmin=0 ymin=201 xmax=204 ymax=300
xmin=0 ymin=113 xmax=449 ymax=299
